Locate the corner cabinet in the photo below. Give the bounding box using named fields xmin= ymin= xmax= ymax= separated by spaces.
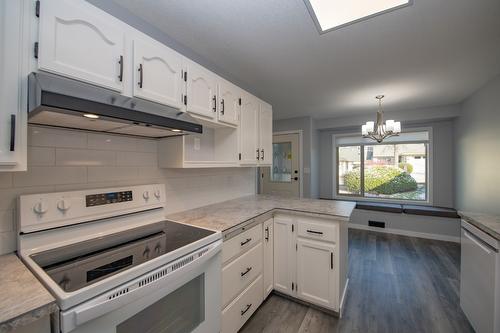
xmin=0 ymin=0 xmax=29 ymax=171
xmin=38 ymin=0 xmax=125 ymax=92
xmin=239 ymin=93 xmax=272 ymax=166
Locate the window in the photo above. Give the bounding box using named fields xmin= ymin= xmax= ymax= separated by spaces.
xmin=304 ymin=0 xmax=411 ymax=33
xmin=336 ymin=132 xmax=429 ymax=202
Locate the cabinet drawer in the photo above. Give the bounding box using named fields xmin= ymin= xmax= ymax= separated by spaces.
xmin=222 ymin=274 xmax=263 ymax=333
xmin=222 ymin=223 xmax=262 ymax=264
xmin=298 ymin=217 xmax=338 ymax=243
xmin=222 ymin=242 xmax=263 ymax=307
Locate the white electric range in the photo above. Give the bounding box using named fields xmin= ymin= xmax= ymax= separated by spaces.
xmin=17 ymin=184 xmax=222 ymax=333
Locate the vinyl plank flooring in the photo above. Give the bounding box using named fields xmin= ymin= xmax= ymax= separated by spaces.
xmin=240 ymin=229 xmax=474 ymax=333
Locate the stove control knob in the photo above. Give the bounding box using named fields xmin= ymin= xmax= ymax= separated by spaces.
xmin=154 ymin=244 xmax=162 ymax=254
xmin=57 ymin=199 xmax=71 ymax=212
xmin=143 ymin=247 xmax=151 ymax=259
xmin=59 ymin=276 xmax=70 ymax=291
xmin=143 ymin=191 xmax=150 ymax=200
xmin=33 ymin=200 xmax=48 ymax=215
xmin=154 ymin=189 xmax=161 ymax=199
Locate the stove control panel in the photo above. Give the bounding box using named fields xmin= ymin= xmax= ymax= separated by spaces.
xmin=19 ymin=184 xmax=165 ymax=233
xmin=86 ymin=191 xmax=132 ymax=207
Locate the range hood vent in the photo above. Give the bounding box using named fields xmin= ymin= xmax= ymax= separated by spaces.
xmin=28 ymin=72 xmax=202 ymax=138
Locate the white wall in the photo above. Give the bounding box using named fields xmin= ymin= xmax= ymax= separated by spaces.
xmin=0 ymin=126 xmax=256 ymax=255
xmin=455 ymin=74 xmax=500 ymax=215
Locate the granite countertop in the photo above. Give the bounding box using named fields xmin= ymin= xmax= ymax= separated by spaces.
xmin=459 ymin=211 xmax=500 ymax=241
xmin=0 ymin=254 xmax=57 ymax=333
xmin=166 ymin=194 xmax=356 ymax=233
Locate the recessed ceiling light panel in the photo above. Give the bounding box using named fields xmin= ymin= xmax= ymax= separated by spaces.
xmin=304 ymin=0 xmax=412 ymax=33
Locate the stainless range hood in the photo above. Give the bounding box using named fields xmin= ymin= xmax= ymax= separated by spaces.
xmin=28 ymin=72 xmax=202 ymax=138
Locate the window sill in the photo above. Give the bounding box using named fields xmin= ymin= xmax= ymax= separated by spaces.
xmin=334 ymin=195 xmax=431 ymax=206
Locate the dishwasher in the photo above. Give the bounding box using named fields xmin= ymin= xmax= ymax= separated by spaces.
xmin=460 ymin=220 xmax=500 ymax=333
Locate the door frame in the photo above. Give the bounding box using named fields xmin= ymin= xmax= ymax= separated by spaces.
xmin=259 ymin=130 xmax=303 ymax=198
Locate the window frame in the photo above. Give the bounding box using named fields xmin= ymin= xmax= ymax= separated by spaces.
xmin=333 ymin=128 xmax=433 ymax=205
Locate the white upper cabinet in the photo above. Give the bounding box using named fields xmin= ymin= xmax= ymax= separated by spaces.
xmin=217 ymin=79 xmax=240 ymax=127
xmin=133 ymin=39 xmax=184 ymax=109
xmin=38 ymin=0 xmax=125 ymax=92
xmin=258 ymin=101 xmax=273 ymax=166
xmin=185 ymin=59 xmax=218 ymax=119
xmin=239 ymin=92 xmax=259 ymax=164
xmin=0 ymin=0 xmax=29 ymax=171
xmin=239 ymin=93 xmax=273 ymax=166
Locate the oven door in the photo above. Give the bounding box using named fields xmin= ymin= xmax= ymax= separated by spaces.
xmin=60 ymin=240 xmax=222 ymax=333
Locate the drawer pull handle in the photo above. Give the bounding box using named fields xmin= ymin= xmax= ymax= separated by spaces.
xmin=331 ymin=252 xmax=333 ymax=269
xmin=265 ymin=227 xmax=269 ymax=241
xmin=240 ymin=238 xmax=252 ymax=246
xmin=241 ymin=303 xmax=252 ymax=316
xmin=241 ymin=267 xmax=252 ymax=277
xmin=307 ymin=229 xmax=323 ymax=235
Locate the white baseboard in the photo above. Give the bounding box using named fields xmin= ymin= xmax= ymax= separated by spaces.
xmin=339 ymin=278 xmax=349 ymax=318
xmin=348 ymin=223 xmax=460 ymax=243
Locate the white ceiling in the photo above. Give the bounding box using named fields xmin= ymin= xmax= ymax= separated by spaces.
xmin=111 ymin=0 xmax=500 ymax=120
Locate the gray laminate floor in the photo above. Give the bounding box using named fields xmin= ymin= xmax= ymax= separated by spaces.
xmin=240 ymin=229 xmax=474 ymax=333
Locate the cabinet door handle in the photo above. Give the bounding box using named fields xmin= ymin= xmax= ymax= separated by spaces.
xmin=241 ymin=303 xmax=252 ymax=316
xmin=118 ymin=55 xmax=124 ymax=82
xmin=240 ymin=266 xmax=252 ymax=277
xmin=212 ymin=95 xmax=217 ymax=112
xmin=240 ymin=238 xmax=252 ymax=246
xmin=330 ymin=252 xmax=333 ymax=269
xmin=261 ymin=149 xmax=264 ymax=160
xmin=220 ymin=98 xmax=225 ymax=115
xmin=306 ymin=229 xmax=323 ymax=235
xmin=138 ymin=64 xmax=143 ymax=88
xmin=9 ymin=114 xmax=16 ymax=151
xmin=265 ymin=227 xmax=269 ymax=241
xmin=256 ymin=149 xmax=260 ymax=161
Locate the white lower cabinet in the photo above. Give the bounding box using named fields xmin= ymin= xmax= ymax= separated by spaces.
xmin=222 ymin=242 xmax=263 ymax=308
xmin=296 ymin=238 xmax=338 ymax=310
xmin=273 ymin=215 xmax=296 ymax=296
xmin=263 ymin=218 xmax=274 ymax=299
xmin=222 ymin=274 xmax=263 ymax=333
xmin=221 ymin=213 xmax=347 ymax=331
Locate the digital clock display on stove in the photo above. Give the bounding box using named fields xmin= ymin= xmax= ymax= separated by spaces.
xmin=86 ymin=191 xmax=133 ymax=207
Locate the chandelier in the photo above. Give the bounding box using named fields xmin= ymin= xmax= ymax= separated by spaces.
xmin=361 ymin=95 xmax=401 ymax=143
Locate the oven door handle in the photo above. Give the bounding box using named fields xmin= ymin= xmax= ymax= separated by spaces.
xmin=61 ymin=240 xmax=222 ymax=333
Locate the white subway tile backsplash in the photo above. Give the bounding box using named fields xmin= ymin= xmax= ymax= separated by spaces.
xmin=29 ymin=126 xmax=87 ymax=148
xmin=0 ymin=126 xmax=256 ymax=255
xmin=116 ymin=151 xmax=157 ymax=167
xmin=87 ymin=133 xmax=138 ymax=152
xmin=56 ymin=148 xmax=116 ymax=166
xmin=0 ymin=210 xmax=14 ymax=233
xmin=87 ymin=166 xmax=138 ymax=183
xmin=13 ymin=167 xmax=87 ymax=187
xmin=0 ymin=173 xmax=12 ymax=189
xmin=28 ymin=147 xmax=56 ymax=166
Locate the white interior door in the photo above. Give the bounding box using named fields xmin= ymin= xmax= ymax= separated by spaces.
xmin=261 ymin=133 xmax=300 ymax=197
xmin=258 ymin=103 xmax=273 ymax=165
xmin=38 ymin=0 xmax=125 ymax=92
xmin=218 ymin=80 xmax=240 ymax=126
xmin=133 ymin=39 xmax=183 ymax=109
xmin=296 ymin=238 xmax=337 ymax=310
xmin=186 ymin=60 xmax=217 ymax=119
xmin=239 ymin=94 xmax=259 ymax=164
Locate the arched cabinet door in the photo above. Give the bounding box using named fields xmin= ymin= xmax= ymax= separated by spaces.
xmin=38 ymin=0 xmax=125 ymax=92
xmin=185 ymin=59 xmax=218 ymax=119
xmin=218 ymin=79 xmax=240 ymax=127
xmin=133 ymin=39 xmax=184 ymax=109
